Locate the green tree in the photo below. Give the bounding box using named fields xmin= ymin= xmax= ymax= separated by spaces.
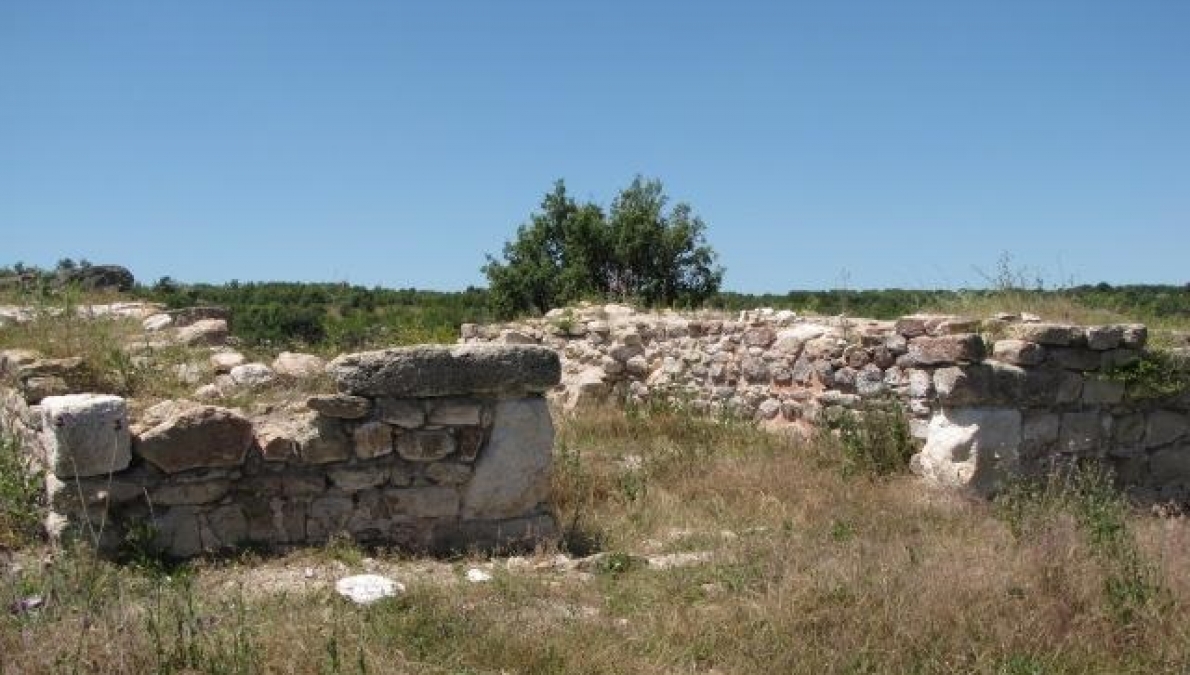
xmin=483 ymin=177 xmax=723 ymax=317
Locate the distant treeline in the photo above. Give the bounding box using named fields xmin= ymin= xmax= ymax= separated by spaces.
xmin=136 ymin=280 xmax=493 ymax=351
xmin=2 ymin=262 xmax=1187 ymax=351
xmin=712 ymin=284 xmax=1190 ymax=320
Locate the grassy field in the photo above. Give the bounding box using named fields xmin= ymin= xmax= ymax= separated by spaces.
xmin=3 ymin=406 xmax=1189 ymax=674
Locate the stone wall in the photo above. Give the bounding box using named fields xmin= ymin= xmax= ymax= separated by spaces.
xmin=1 ymin=345 xmax=561 ymax=557
xmin=462 ymin=305 xmax=1190 ymax=499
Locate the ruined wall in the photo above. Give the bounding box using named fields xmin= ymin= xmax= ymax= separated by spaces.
xmin=1 ymin=345 xmax=561 ymax=557
xmin=462 ymin=305 xmax=1190 ymax=499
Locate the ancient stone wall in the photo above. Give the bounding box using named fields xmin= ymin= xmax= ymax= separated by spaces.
xmin=462 ymin=305 xmax=1190 ymax=499
xmin=1 ymin=345 xmax=561 ymax=558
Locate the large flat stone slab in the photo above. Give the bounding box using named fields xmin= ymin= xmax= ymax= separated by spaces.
xmin=328 ymin=345 xmax=560 ymax=398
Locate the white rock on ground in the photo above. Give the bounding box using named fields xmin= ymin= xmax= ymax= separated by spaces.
xmin=210 ymin=351 xmax=246 ymax=373
xmin=272 ymin=352 xmax=326 ymax=378
xmin=335 ymin=574 xmax=404 ymax=604
xmin=142 ymin=314 xmax=173 ymax=332
xmin=229 ymin=363 xmax=276 ymax=388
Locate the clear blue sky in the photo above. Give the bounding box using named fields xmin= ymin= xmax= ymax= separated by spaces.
xmin=2 ymin=1 xmax=1187 ymax=292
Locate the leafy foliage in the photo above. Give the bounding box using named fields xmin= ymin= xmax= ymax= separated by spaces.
xmin=483 ymin=177 xmax=723 ymax=317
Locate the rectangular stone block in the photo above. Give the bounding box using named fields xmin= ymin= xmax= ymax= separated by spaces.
xmin=40 ymin=394 xmax=131 ymax=478
xmin=384 ymin=487 xmax=459 ymax=518
xmin=427 ymin=399 xmax=482 ymax=426
xmin=1059 ymin=411 xmax=1103 ymax=455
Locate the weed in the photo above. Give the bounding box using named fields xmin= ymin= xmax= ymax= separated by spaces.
xmin=1104 ymin=350 xmax=1190 ymax=401
xmin=0 ymin=431 xmax=42 ymax=548
xmin=822 ymin=397 xmax=916 ymax=477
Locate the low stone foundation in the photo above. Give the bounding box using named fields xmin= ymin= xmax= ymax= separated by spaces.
xmin=464 ymin=305 xmax=1190 ymax=499
xmin=2 ymin=345 xmax=561 ymax=558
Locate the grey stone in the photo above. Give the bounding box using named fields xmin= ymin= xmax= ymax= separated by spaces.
xmin=991 ymin=339 xmax=1045 ymax=366
xmin=1113 ymin=413 xmax=1146 ymax=446
xmin=203 ymin=504 xmax=248 ymax=549
xmin=427 ymin=399 xmax=482 ymax=426
xmin=297 ymin=415 xmax=352 ymax=464
xmin=1085 ymin=326 xmax=1124 ymax=351
xmin=153 ymin=506 xmax=202 ymax=558
xmin=1146 ymin=410 xmax=1187 ymax=448
xmin=40 ymin=394 xmax=131 ymax=478
xmin=1150 ymin=444 xmax=1190 ymax=485
xmin=377 ymin=398 xmax=425 ymax=428
xmin=1059 ymin=412 xmax=1103 ymax=455
xmin=740 ymin=356 xmax=770 ymax=384
xmin=329 ymin=466 xmax=389 ymax=492
xmin=328 ymin=345 xmax=560 ymax=397
xmin=307 ymin=394 xmax=371 ymax=419
xmin=396 ymin=430 xmax=456 ymax=462
xmin=425 ymin=462 xmax=474 ymax=485
xmin=135 ymin=402 xmax=254 ymax=473
xmin=1047 ymin=348 xmax=1101 ymax=372
xmin=352 ymin=421 xmax=393 ymax=459
xmin=307 ymin=496 xmax=353 ymax=540
xmin=462 ymin=398 xmax=553 ymax=520
xmin=1008 ymin=323 xmax=1082 ymax=346
xmin=385 ymin=486 xmax=459 ymax=518
xmin=1082 ymin=378 xmax=1125 ymax=405
xmin=149 ymin=480 xmax=230 ymax=506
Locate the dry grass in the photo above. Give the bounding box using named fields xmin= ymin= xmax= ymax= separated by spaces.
xmin=3 ymin=406 xmax=1190 ymax=674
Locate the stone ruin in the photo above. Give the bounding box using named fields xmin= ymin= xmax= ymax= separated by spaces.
xmin=463 ymin=304 xmax=1190 ymax=500
xmin=3 ymin=299 xmax=1189 ymax=559
xmin=1 ymin=345 xmax=561 ymax=558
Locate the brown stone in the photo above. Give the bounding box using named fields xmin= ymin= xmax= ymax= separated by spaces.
xmin=306 ymin=394 xmax=371 ymax=419
xmin=396 ymin=430 xmax=456 ymax=462
xmin=907 ymin=334 xmax=985 ymax=366
xmin=136 ymin=402 xmax=253 ymax=473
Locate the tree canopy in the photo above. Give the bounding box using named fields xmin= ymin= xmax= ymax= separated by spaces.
xmin=483 ymin=177 xmax=724 ymax=317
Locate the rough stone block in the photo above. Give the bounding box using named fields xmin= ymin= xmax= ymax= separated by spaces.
xmin=40 ymin=394 xmax=131 ymax=478
xmin=352 ymin=421 xmax=393 ymax=459
xmin=1146 ymin=410 xmax=1188 ymax=448
xmin=307 ymin=496 xmax=353 ymax=541
xmin=1059 ymin=412 xmax=1103 ymax=455
xmin=1150 ymin=443 xmax=1190 ymax=485
xmin=329 ymin=465 xmax=389 ymax=492
xmin=307 ymin=394 xmax=371 ymax=419
xmin=907 ymin=334 xmax=984 ymax=366
xmin=1082 ymin=378 xmax=1125 ymax=405
xmin=425 ymin=462 xmax=473 ymax=485
xmin=1085 ymin=325 xmax=1124 ymax=351
xmin=296 ymin=415 xmax=351 ymax=464
xmin=150 ymin=480 xmax=230 ymax=506
xmin=328 ymin=345 xmax=561 ymax=397
xmin=136 ymin=402 xmax=253 ymax=473
xmin=1047 ymin=347 xmax=1101 ymax=372
xmin=396 ymin=430 xmax=456 ymax=462
xmin=427 ymin=399 xmax=483 ymax=426
xmin=385 ymin=486 xmax=459 ymax=518
xmin=1121 ymin=324 xmax=1148 ymax=349
xmin=992 ymin=339 xmax=1045 ymax=366
xmin=377 ymin=398 xmax=425 ymax=428
xmin=1008 ymin=323 xmax=1082 ymax=346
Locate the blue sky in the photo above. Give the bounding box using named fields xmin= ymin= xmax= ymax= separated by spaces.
xmin=1 ymin=1 xmax=1187 ymax=292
